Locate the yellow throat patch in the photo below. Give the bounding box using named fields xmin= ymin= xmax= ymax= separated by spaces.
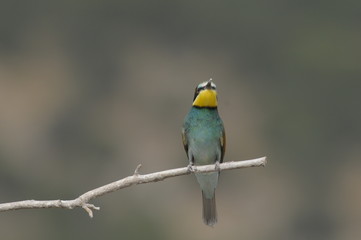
xmin=193 ymin=89 xmax=218 ymax=107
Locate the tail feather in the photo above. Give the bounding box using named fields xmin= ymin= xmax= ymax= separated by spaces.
xmin=202 ymin=191 xmax=217 ymax=226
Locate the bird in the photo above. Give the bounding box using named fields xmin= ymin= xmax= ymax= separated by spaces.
xmin=182 ymin=78 xmax=226 ymax=226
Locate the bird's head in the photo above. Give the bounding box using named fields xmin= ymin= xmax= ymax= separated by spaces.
xmin=192 ymin=78 xmax=218 ymax=108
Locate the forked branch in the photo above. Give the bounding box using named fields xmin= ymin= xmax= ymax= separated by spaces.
xmin=0 ymin=157 xmax=267 ymax=217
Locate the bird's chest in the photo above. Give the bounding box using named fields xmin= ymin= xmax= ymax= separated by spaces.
xmin=184 ymin=108 xmax=222 ymax=165
xmin=188 ymin=125 xmax=220 ymax=165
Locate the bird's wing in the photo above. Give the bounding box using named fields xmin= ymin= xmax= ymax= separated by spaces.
xmin=220 ymin=129 xmax=226 ymax=163
xmin=181 ymin=127 xmax=189 ymax=157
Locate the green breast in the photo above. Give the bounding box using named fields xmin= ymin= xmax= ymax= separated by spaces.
xmin=183 ymin=107 xmax=224 ymax=165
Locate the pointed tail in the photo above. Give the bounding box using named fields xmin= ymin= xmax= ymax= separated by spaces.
xmin=202 ymin=191 xmax=217 ymax=226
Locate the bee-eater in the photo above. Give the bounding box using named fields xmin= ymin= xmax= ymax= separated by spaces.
xmin=182 ymin=79 xmax=226 ymax=226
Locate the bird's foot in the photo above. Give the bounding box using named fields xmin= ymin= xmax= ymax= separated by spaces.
xmin=187 ymin=163 xmax=194 ymax=173
xmin=215 ymin=161 xmax=221 ymax=172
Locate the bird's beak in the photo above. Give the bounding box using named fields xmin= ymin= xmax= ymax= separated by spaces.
xmin=206 ymin=78 xmax=212 ymax=89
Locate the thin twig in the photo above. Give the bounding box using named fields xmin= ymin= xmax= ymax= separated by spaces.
xmin=0 ymin=157 xmax=266 ymax=217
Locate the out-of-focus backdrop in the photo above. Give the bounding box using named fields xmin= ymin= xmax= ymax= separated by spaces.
xmin=0 ymin=1 xmax=360 ymax=239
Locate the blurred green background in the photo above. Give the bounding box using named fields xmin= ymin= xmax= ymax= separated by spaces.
xmin=0 ymin=1 xmax=360 ymax=239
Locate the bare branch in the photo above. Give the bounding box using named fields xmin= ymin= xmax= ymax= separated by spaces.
xmin=133 ymin=164 xmax=142 ymax=176
xmin=0 ymin=157 xmax=266 ymax=217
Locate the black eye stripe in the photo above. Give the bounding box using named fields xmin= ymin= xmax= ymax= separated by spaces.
xmin=193 ymin=83 xmax=216 ymax=101
xmin=197 ymin=86 xmax=216 ymax=91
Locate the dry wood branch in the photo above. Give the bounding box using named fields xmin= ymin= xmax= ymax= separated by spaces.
xmin=0 ymin=157 xmax=266 ymax=217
